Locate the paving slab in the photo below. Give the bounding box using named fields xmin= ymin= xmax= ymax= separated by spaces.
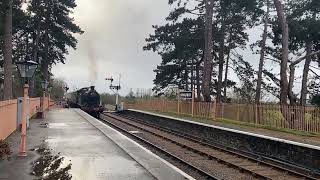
xmin=0 ymin=108 xmax=192 ymax=180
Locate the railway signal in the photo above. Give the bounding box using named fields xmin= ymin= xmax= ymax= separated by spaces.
xmin=64 ymin=86 xmax=69 ymax=92
xmin=105 ymin=75 xmax=121 ymax=110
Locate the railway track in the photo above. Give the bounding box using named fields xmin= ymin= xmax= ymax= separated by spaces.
xmin=101 ymin=112 xmax=318 ymax=180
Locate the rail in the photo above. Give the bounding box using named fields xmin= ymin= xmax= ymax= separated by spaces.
xmin=102 ymin=112 xmax=318 ymax=180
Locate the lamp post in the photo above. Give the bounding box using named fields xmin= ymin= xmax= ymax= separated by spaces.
xmin=16 ymin=59 xmax=38 ymax=157
xmin=48 ymin=87 xmax=52 ymax=110
xmin=41 ymin=80 xmax=49 ymax=118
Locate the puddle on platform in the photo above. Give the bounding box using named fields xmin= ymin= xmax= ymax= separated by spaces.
xmin=31 ymin=147 xmax=150 ymax=180
xmin=39 ymin=122 xmax=49 ymax=128
xmin=31 ymin=147 xmax=72 ymax=180
xmin=48 ymin=123 xmax=69 ymax=128
xmin=61 ymin=156 xmax=144 ymax=180
xmin=45 ymin=135 xmax=104 ymax=147
xmin=46 ymin=122 xmax=90 ymax=129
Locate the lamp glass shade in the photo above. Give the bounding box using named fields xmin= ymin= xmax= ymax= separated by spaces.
xmin=41 ymin=81 xmax=49 ymax=89
xmin=16 ymin=60 xmax=38 ymax=78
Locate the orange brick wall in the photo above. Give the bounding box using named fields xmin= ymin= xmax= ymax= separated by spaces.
xmin=0 ymin=97 xmax=55 ymax=140
xmin=0 ymin=100 xmax=18 ymax=141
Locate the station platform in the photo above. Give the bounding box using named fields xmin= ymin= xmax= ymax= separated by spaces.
xmin=0 ymin=108 xmax=193 ymax=180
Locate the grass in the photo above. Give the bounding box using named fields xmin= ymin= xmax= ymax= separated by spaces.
xmin=148 ymin=110 xmax=320 ymax=137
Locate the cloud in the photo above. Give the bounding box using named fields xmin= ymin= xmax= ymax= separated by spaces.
xmin=52 ymin=0 xmax=170 ymax=95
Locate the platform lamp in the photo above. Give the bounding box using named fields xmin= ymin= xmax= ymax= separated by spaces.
xmin=48 ymin=87 xmax=52 ymax=110
xmin=16 ymin=59 xmax=38 ymax=157
xmin=41 ymin=80 xmax=49 ymax=118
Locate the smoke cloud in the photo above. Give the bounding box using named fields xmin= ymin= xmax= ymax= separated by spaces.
xmin=87 ymin=40 xmax=98 ymax=86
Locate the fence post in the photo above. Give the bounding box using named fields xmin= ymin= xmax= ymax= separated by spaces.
xmin=191 ymin=90 xmax=194 ymax=117
xmin=254 ymin=104 xmax=258 ymax=124
xmin=178 ymin=90 xmax=180 ymax=115
xmin=161 ymin=99 xmax=165 ymax=112
xmin=237 ymin=103 xmax=240 ymax=121
xmin=212 ymin=101 xmax=216 ymax=120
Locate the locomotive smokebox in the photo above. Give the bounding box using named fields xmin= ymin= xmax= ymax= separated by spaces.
xmin=90 ymin=86 xmax=95 ymax=90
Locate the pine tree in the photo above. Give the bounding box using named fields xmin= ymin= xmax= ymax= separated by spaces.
xmin=28 ymin=0 xmax=83 ymax=80
xmin=2 ymin=0 xmax=13 ymax=100
xmin=144 ymin=18 xmax=205 ymax=96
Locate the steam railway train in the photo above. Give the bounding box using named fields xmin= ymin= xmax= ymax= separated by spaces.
xmin=66 ymin=86 xmax=104 ymax=118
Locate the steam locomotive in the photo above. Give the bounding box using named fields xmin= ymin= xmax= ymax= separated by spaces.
xmin=66 ymin=86 xmax=104 ymax=118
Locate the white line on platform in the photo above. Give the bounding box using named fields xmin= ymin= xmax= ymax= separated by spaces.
xmin=129 ymin=109 xmax=320 ymax=151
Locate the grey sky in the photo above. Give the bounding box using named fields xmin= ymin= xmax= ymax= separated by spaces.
xmin=52 ymin=0 xmax=170 ymax=95
xmin=51 ymin=0 xmax=314 ymax=99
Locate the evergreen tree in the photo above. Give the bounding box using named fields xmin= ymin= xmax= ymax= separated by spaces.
xmin=144 ymin=18 xmax=204 ymax=97
xmin=286 ymin=0 xmax=320 ymax=105
xmin=2 ymin=0 xmax=13 ymax=100
xmin=0 ymin=0 xmax=83 ymax=98
xmin=27 ymin=0 xmax=83 ymax=81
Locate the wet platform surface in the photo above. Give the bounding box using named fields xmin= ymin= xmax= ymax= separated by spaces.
xmin=0 ymin=109 xmax=191 ymax=180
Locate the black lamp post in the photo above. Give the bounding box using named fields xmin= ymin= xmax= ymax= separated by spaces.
xmin=15 ymin=59 xmax=38 ymax=157
xmin=40 ymin=80 xmax=49 ymax=118
xmin=16 ymin=60 xmax=38 ymax=84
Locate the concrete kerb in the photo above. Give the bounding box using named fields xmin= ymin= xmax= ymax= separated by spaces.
xmin=74 ymin=109 xmax=195 ymax=180
xmin=127 ymin=109 xmax=320 ymax=174
xmin=129 ymin=109 xmax=320 ymax=150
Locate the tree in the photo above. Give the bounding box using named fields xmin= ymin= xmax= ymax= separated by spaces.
xmin=50 ymin=78 xmax=67 ymax=100
xmin=203 ymin=0 xmax=215 ymax=102
xmin=255 ymin=0 xmax=270 ymax=104
xmin=273 ymin=0 xmax=289 ymax=106
xmin=287 ymin=0 xmax=320 ymax=106
xmin=215 ymin=0 xmax=263 ymax=103
xmin=231 ymin=53 xmax=256 ymax=103
xmin=144 ymin=18 xmax=204 ymax=96
xmin=2 ymin=0 xmax=13 ymax=100
xmin=146 ymin=0 xmax=263 ymax=103
xmin=18 ymin=0 xmax=83 ymax=97
xmin=310 ymin=94 xmax=320 ymax=107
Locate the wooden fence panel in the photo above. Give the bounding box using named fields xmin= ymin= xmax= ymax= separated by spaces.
xmin=124 ymin=100 xmax=320 ymax=133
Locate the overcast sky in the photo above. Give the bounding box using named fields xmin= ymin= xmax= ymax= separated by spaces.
xmin=52 ymin=0 xmax=170 ymax=95
xmin=51 ymin=0 xmax=311 ymax=99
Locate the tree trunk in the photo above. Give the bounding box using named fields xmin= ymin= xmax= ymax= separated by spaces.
xmin=216 ymin=6 xmax=226 ymax=103
xmin=300 ymin=41 xmax=312 ymax=106
xmin=196 ymin=63 xmax=201 ymax=100
xmin=273 ymin=0 xmax=289 ymax=106
xmin=29 ymin=22 xmax=42 ymax=97
xmin=288 ymin=65 xmax=297 ymax=105
xmin=202 ymin=0 xmax=214 ymax=102
xmin=184 ymin=60 xmax=188 ymax=91
xmin=43 ymin=31 xmax=49 ymax=82
xmin=255 ymin=0 xmax=269 ymax=104
xmin=3 ymin=0 xmax=13 ymax=100
xmin=223 ymin=48 xmax=231 ymax=101
xmin=191 ymin=59 xmax=194 ymax=95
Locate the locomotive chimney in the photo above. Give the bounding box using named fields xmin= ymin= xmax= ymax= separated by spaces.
xmin=90 ymin=86 xmax=95 ymax=90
